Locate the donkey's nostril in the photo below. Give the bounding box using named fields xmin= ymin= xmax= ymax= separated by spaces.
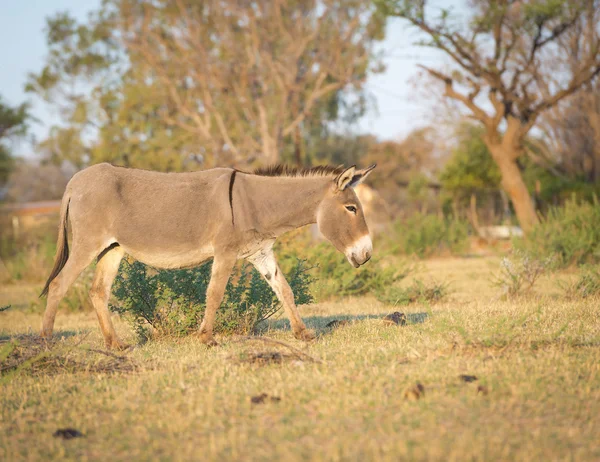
xmin=364 ymin=250 xmax=372 ymax=263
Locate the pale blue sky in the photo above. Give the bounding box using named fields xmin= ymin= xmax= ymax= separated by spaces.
xmin=0 ymin=1 xmax=443 ymax=155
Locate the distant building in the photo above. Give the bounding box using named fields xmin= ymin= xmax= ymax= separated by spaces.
xmin=0 ymin=200 xmax=61 ymax=236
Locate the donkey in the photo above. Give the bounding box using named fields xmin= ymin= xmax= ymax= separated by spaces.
xmin=40 ymin=163 xmax=376 ymax=348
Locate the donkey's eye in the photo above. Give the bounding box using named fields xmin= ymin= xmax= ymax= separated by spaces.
xmin=345 ymin=205 xmax=357 ymax=214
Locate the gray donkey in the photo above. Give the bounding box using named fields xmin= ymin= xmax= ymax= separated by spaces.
xmin=40 ymin=163 xmax=376 ymax=348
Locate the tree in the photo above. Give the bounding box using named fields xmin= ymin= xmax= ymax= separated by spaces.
xmin=381 ymin=0 xmax=600 ymax=232
xmin=363 ymin=127 xmax=445 ymax=215
xmin=440 ymin=124 xmax=501 ymax=202
xmin=4 ymin=160 xmax=70 ymax=203
xmin=28 ymin=1 xmax=385 ymax=169
xmin=0 ymin=96 xmax=30 ymax=188
xmin=541 ymin=51 xmax=600 ymax=183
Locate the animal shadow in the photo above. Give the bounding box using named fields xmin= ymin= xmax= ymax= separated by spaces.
xmin=259 ymin=312 xmax=428 ymax=337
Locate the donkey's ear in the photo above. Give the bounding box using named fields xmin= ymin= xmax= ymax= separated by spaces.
xmin=335 ymin=165 xmax=357 ymax=191
xmin=347 ymin=163 xmax=376 ymax=189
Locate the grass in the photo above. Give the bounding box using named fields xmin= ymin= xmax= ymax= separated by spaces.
xmin=1 ymin=257 xmax=599 ymax=461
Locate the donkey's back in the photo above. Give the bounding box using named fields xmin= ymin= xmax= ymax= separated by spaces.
xmin=66 ymin=163 xmax=233 ymax=262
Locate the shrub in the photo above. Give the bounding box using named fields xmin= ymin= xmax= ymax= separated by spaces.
xmin=308 ymin=244 xmax=408 ymax=300
xmin=109 ymin=258 xmax=314 ymax=342
xmin=376 ymin=278 xmax=449 ymax=306
xmin=563 ymin=266 xmax=600 ymax=299
xmin=275 ymin=231 xmax=409 ymax=300
xmin=491 ymin=250 xmax=553 ymax=298
xmin=387 ymin=213 xmax=470 ymax=258
xmin=514 ymin=196 xmax=600 ymax=267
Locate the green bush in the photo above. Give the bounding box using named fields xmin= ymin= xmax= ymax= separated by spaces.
xmin=514 ymin=196 xmax=600 ymax=267
xmin=388 ymin=213 xmax=470 ymax=258
xmin=109 ymin=258 xmax=314 ymax=342
xmin=275 ymin=229 xmax=410 ymax=300
xmin=563 ymin=266 xmax=600 ymax=299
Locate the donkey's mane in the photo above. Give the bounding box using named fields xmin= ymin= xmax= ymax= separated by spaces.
xmin=252 ymin=164 xmax=345 ymax=178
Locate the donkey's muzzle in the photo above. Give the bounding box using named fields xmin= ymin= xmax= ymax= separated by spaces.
xmin=346 ymin=235 xmax=373 ymax=268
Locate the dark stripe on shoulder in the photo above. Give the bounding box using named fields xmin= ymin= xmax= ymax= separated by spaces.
xmin=229 ymin=169 xmax=237 ymax=225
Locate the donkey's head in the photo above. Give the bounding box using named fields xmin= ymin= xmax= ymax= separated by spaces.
xmin=317 ymin=165 xmax=376 ymax=268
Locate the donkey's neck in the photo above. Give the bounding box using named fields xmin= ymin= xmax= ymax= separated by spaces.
xmin=241 ymin=175 xmax=331 ymax=236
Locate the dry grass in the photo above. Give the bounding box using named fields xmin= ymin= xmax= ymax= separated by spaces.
xmin=1 ymin=256 xmax=599 ymax=461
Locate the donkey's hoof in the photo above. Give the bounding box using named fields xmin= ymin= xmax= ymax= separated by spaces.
xmin=204 ymin=338 xmax=219 ymax=348
xmin=106 ymin=339 xmax=131 ymax=351
xmin=294 ymin=328 xmax=316 ymax=342
xmin=40 ymin=331 xmax=53 ymax=341
xmin=199 ymin=332 xmax=219 ymax=347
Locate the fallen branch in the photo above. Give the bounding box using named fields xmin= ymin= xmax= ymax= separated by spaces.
xmin=233 ymin=336 xmax=323 ymax=364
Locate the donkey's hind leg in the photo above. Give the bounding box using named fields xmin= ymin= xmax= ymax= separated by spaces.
xmin=41 ymin=247 xmax=97 ymax=339
xmin=89 ymin=245 xmax=126 ymax=349
xmin=197 ymin=253 xmax=236 ymax=347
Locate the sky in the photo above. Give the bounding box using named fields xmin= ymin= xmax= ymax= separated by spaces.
xmin=0 ymin=1 xmax=443 ymax=156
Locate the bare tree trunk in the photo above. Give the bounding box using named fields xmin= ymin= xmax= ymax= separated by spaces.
xmin=469 ymin=193 xmax=480 ymax=235
xmin=588 ymin=110 xmax=600 ymax=182
xmin=258 ymin=105 xmax=279 ymax=164
xmin=489 ymin=145 xmax=539 ymax=233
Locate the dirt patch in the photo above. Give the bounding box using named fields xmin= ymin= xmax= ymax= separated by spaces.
xmin=231 ymin=336 xmax=323 ymax=365
xmin=53 ymin=428 xmax=84 ymax=440
xmin=477 ymin=385 xmax=489 ymax=396
xmin=250 ymin=393 xmax=281 ymax=404
xmin=235 ymin=351 xmax=298 ymax=365
xmin=404 ymin=382 xmax=425 ymax=400
xmin=383 ymin=312 xmax=407 ymax=326
xmin=0 ymin=336 xmax=139 ymax=381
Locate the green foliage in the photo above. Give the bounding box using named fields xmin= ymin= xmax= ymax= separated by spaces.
xmin=520 ymin=154 xmax=600 ymax=206
xmin=29 ymin=1 xmax=386 ymax=170
xmin=407 ymin=173 xmax=430 ymax=203
xmin=276 ymin=232 xmax=409 ymax=301
xmin=0 ymin=96 xmax=31 ymax=186
xmin=563 ymin=266 xmax=600 ymax=299
xmin=110 ymin=259 xmax=314 ymax=343
xmin=514 ymin=196 xmax=600 ymax=267
xmin=308 ymin=244 xmax=406 ymax=300
xmin=491 ymin=250 xmax=554 ymax=298
xmin=376 ymin=279 xmax=449 ymax=306
xmin=388 ymin=213 xmax=470 ymax=258
xmin=439 ymin=124 xmax=501 ymax=203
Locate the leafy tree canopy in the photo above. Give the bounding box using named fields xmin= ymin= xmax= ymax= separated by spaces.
xmin=0 ymin=97 xmax=31 ymax=187
xmin=28 ymin=0 xmax=386 ymax=170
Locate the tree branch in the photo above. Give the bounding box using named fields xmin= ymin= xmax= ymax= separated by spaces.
xmin=418 ymin=65 xmax=491 ymax=125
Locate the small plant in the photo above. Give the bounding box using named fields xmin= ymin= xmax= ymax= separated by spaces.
xmin=491 ymin=250 xmax=553 ymax=298
xmin=514 ymin=196 xmax=600 ymax=267
xmin=110 ymin=258 xmax=314 ymax=342
xmin=377 ymin=279 xmax=449 ymax=306
xmin=563 ymin=266 xmax=600 ymax=299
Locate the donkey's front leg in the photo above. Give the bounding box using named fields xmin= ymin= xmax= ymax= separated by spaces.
xmin=198 ymin=253 xmax=236 ymax=346
xmin=248 ymin=248 xmax=315 ymax=342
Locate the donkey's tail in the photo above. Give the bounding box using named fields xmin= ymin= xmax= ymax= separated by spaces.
xmin=40 ymin=191 xmax=71 ymax=297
